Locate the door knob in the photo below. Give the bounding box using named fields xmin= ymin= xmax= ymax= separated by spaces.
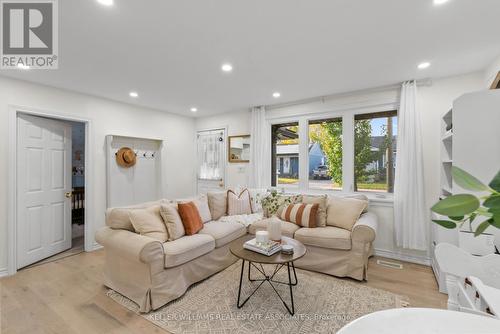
xmin=65 ymin=192 xmax=73 ymax=198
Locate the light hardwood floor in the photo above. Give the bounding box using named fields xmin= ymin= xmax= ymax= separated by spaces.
xmin=0 ymin=250 xmax=447 ymax=334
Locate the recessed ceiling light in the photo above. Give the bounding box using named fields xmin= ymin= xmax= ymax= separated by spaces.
xmin=190 ymin=107 xmax=198 ymax=113
xmin=417 ymin=62 xmax=431 ymax=69
xmin=129 ymin=91 xmax=138 ymax=98
xmin=433 ymin=0 xmax=449 ymax=5
xmin=17 ymin=63 xmax=30 ymax=70
xmin=272 ymin=92 xmax=281 ymax=98
xmin=221 ymin=63 xmax=233 ymax=72
xmin=97 ymin=0 xmax=113 ymax=6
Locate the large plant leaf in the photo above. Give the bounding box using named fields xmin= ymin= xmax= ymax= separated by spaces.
xmin=431 ymin=194 xmax=480 ymax=216
xmin=474 ymin=220 xmax=491 ymax=236
xmin=432 ymin=220 xmax=456 ymax=229
xmin=452 ymin=167 xmax=490 ymax=192
xmin=490 ymin=216 xmax=500 ymax=229
xmin=489 ymin=170 xmax=500 ymax=192
xmin=484 ymin=195 xmax=500 ymax=210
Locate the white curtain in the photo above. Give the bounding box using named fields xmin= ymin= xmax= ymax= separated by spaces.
xmin=249 ymin=106 xmax=271 ymax=188
xmin=197 ymin=130 xmax=224 ymax=180
xmin=394 ymin=81 xmax=428 ymax=250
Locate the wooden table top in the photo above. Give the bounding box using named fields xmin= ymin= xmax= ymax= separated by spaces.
xmin=230 ymin=236 xmax=306 ymax=264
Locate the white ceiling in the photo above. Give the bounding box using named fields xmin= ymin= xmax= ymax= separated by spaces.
xmin=1 ymin=0 xmax=500 ymax=117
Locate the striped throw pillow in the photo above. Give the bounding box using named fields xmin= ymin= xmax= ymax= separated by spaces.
xmin=280 ymin=203 xmax=319 ymax=228
xmin=227 ymin=189 xmax=253 ymax=216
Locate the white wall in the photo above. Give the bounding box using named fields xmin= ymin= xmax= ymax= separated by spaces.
xmin=195 ymin=110 xmax=252 ymax=188
xmin=484 ymin=54 xmax=500 ymax=88
xmin=195 ymin=71 xmax=485 ymax=264
xmin=0 ymin=76 xmax=196 ymax=274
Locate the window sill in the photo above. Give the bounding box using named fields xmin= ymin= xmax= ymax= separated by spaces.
xmin=278 ymin=188 xmax=394 ymax=207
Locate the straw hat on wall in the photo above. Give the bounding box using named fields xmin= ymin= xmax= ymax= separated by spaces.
xmin=116 ymin=147 xmax=136 ymax=168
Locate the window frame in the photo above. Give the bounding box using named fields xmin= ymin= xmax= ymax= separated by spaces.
xmin=354 ymin=110 xmax=398 ymax=194
xmin=269 ymin=107 xmax=398 ymax=198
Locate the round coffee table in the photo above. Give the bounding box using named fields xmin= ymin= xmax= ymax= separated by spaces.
xmin=230 ymin=236 xmax=306 ymax=315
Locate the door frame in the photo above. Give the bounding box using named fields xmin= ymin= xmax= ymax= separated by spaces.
xmin=7 ymin=105 xmax=93 ymax=275
xmin=195 ymin=126 xmax=227 ymax=194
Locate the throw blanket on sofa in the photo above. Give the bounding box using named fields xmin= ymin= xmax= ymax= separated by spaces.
xmin=219 ymin=213 xmax=264 ymax=227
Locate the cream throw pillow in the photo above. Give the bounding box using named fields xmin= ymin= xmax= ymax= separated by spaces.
xmin=160 ymin=204 xmax=185 ymax=241
xmin=326 ymin=196 xmax=368 ymax=231
xmin=207 ymin=191 xmax=227 ymax=220
xmin=227 ymin=189 xmax=252 ymax=216
xmin=129 ymin=205 xmax=168 ymax=241
xmin=178 ymin=195 xmax=212 ymax=223
xmin=302 ymin=195 xmax=327 ymax=227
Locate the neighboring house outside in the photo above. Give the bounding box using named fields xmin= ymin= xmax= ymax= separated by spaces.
xmin=277 ymin=137 xmax=396 ymax=179
xmin=276 ymin=144 xmax=299 ymax=178
xmin=366 ymin=136 xmax=397 ymax=175
xmin=276 ymin=143 xmax=325 ymax=178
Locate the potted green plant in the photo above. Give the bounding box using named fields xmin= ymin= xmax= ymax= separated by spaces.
xmin=431 ymin=167 xmax=500 ymax=236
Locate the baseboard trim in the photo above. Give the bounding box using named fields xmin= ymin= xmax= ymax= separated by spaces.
xmin=89 ymin=243 xmax=103 ymax=252
xmin=0 ymin=267 xmax=9 ymax=278
xmin=374 ymin=248 xmax=431 ymax=266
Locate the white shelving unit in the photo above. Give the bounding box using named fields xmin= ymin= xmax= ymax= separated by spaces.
xmin=431 ymin=89 xmax=500 ymax=294
xmin=432 ymin=108 xmax=458 ymax=293
xmin=440 ymin=109 xmax=453 ymax=198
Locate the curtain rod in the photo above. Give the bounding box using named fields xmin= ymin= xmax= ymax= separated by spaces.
xmin=263 ymin=78 xmax=432 ymax=111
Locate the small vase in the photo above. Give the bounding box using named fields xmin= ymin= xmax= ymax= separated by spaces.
xmin=267 ymin=217 xmax=282 ymax=242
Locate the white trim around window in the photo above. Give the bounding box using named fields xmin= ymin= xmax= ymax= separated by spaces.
xmin=268 ymin=97 xmax=399 ymax=203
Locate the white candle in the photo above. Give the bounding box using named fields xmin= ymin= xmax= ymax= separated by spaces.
xmin=256 ymin=231 xmax=269 ymax=244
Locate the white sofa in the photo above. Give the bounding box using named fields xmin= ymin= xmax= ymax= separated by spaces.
xmin=95 ymin=193 xmax=377 ymax=313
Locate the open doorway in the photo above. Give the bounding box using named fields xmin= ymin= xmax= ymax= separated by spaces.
xmin=68 ymin=121 xmax=86 ymax=257
xmin=15 ymin=114 xmax=86 ymax=269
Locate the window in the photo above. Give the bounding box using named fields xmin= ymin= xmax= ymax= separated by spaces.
xmin=308 ymin=118 xmax=342 ymax=190
xmin=354 ymin=111 xmax=397 ymax=193
xmin=272 ymin=122 xmax=299 ymax=187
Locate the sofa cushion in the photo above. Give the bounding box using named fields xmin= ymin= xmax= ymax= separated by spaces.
xmin=160 ymin=204 xmax=185 ymax=241
xmin=302 ymin=195 xmax=328 ymax=227
xmin=294 ymin=226 xmax=352 ymax=250
xmin=280 ymin=203 xmax=319 ymax=228
xmin=248 ymin=218 xmax=300 ymax=238
xmin=178 ymin=195 xmax=212 ymax=223
xmin=163 ymin=234 xmax=215 ymax=268
xmin=326 ymin=196 xmax=368 ymax=230
xmin=342 ymin=194 xmax=369 ymax=213
xmin=105 ymin=199 xmax=172 ymax=231
xmin=207 ymin=191 xmax=227 ymax=220
xmin=129 ymin=205 xmax=168 ymax=242
xmin=199 ymin=221 xmax=247 ymax=248
xmin=261 ymin=192 xmax=302 ymax=218
xmin=178 ymin=202 xmax=204 ymax=235
xmin=248 ymin=188 xmax=269 ymax=213
xmin=227 ymin=189 xmax=253 ymax=216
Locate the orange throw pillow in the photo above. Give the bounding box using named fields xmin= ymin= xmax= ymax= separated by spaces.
xmin=177 ymin=202 xmax=203 ymax=235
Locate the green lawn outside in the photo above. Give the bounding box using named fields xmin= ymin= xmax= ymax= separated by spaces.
xmin=277 ymin=178 xmax=388 ymax=191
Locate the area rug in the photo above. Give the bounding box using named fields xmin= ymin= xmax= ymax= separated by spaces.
xmin=107 ymin=262 xmax=408 ymax=333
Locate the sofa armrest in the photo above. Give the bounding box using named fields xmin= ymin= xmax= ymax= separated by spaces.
xmin=95 ymin=227 xmax=164 ymax=264
xmin=351 ymin=212 xmax=377 ymax=243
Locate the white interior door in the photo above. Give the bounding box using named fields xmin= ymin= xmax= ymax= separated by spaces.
xmin=197 ymin=129 xmax=226 ymax=194
xmin=17 ymin=114 xmax=72 ymax=269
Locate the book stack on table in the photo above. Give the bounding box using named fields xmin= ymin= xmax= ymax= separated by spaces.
xmin=244 ymin=238 xmax=282 ymax=256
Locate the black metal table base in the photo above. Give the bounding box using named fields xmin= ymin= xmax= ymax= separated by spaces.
xmin=236 ymin=260 xmax=298 ymax=315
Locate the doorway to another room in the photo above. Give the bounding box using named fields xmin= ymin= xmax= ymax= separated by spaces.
xmin=15 ymin=114 xmax=87 ymax=270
